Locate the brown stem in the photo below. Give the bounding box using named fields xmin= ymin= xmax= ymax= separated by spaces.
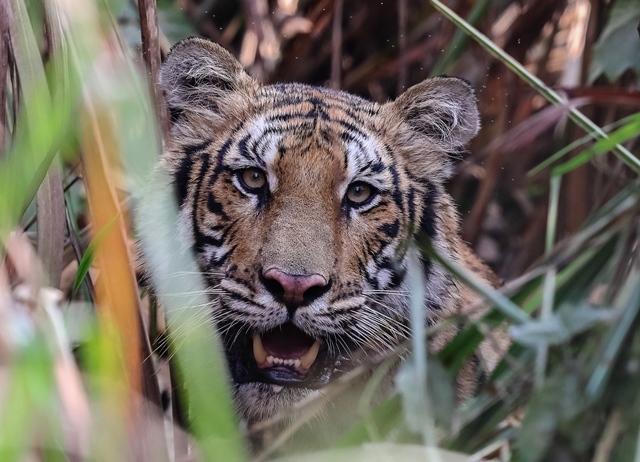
xmin=397 ymin=0 xmax=408 ymax=94
xmin=137 ymin=0 xmax=168 ymax=141
xmin=330 ymin=0 xmax=343 ymax=89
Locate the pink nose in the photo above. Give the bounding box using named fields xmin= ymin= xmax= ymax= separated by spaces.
xmin=262 ymin=268 xmax=328 ymax=305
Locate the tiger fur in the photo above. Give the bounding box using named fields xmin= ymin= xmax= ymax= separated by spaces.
xmin=138 ymin=37 xmax=504 ymax=425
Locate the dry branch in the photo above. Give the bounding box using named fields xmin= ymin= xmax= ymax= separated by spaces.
xmin=137 ymin=0 xmax=168 ymax=140
xmin=397 ymin=0 xmax=408 ymax=94
xmin=36 ymin=167 xmax=65 ymax=288
xmin=330 ymin=0 xmax=343 ymax=89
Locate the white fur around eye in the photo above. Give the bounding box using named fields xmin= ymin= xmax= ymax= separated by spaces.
xmin=347 ymin=193 xmax=381 ymax=216
xmin=231 ymin=174 xmax=264 ymax=208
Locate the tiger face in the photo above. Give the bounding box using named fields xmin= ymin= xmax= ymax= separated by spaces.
xmin=152 ymin=38 xmax=485 ymax=423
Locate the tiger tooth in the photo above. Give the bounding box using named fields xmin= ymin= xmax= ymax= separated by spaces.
xmin=253 ymin=335 xmax=267 ymax=364
xmin=293 ymin=359 xmax=301 ymax=368
xmin=299 ymin=340 xmax=320 ymax=370
xmin=266 ymin=355 xmax=274 ymax=364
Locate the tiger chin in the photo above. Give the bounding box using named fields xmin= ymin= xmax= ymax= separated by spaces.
xmin=138 ymin=37 xmax=505 ymax=426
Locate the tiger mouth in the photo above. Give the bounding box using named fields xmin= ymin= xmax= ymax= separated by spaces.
xmin=223 ymin=321 xmax=351 ymax=388
xmin=252 ymin=324 xmax=321 ymax=373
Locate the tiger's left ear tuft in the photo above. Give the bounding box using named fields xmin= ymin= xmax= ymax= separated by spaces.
xmin=391 ymin=76 xmax=480 ymax=147
xmin=160 ymin=37 xmax=257 ymax=124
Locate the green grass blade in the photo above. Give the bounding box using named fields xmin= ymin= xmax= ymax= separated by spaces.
xmin=136 ymin=169 xmax=246 ymax=461
xmin=586 ymin=271 xmax=640 ymax=400
xmin=429 ymin=0 xmax=640 ymax=174
xmin=529 ymin=113 xmax=640 ymax=177
xmin=429 ymin=0 xmax=491 ymax=77
xmin=535 ymin=176 xmax=561 ymax=388
xmin=395 ymin=251 xmax=437 ymax=445
xmin=71 ymin=214 xmax=119 ymax=297
xmin=420 ymin=241 xmax=530 ymax=324
xmin=553 ymin=111 xmax=640 ymax=175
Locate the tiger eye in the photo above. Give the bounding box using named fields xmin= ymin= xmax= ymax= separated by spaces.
xmin=346 ymin=182 xmax=374 ymax=205
xmin=240 ymin=168 xmax=267 ymax=191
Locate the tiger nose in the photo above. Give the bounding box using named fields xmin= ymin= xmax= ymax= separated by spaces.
xmin=262 ymin=268 xmax=329 ymax=306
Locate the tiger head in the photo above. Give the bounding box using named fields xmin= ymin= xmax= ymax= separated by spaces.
xmin=155 ymin=38 xmax=481 ymax=423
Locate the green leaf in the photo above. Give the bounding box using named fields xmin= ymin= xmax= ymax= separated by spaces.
xmin=517 ymin=373 xmax=585 ymax=462
xmin=552 ymin=112 xmax=640 ymax=175
xmin=157 ymin=0 xmax=196 ymax=44
xmin=510 ymin=303 xmax=615 ymax=348
xmin=589 ymin=0 xmax=640 ymax=83
xmin=420 ymin=241 xmax=530 ymax=325
xmin=71 ymin=214 xmax=119 ymax=297
xmin=337 ymin=396 xmax=405 ymax=448
xmin=429 ymin=0 xmax=640 ymax=174
xmin=136 ymin=169 xmax=246 ymax=461
xmin=274 ymin=442 xmax=470 ymax=462
xmin=528 ymin=113 xmax=640 ymax=177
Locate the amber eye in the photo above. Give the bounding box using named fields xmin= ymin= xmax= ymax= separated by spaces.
xmin=346 ymin=182 xmax=375 ymax=205
xmin=239 ymin=168 xmax=267 ymax=192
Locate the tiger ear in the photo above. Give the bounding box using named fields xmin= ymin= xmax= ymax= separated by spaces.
xmin=160 ymin=37 xmax=258 ymax=123
xmin=388 ymin=76 xmax=480 ymax=148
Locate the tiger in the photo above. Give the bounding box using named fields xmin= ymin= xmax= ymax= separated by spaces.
xmin=137 ymin=37 xmax=505 ymax=426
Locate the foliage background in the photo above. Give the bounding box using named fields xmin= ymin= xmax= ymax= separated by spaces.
xmin=0 ymin=0 xmax=639 ymax=460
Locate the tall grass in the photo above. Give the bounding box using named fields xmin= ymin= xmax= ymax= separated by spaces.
xmin=0 ymin=0 xmax=639 ymax=461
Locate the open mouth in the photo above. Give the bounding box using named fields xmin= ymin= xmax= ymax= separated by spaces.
xmin=253 ymin=323 xmax=321 ymax=373
xmin=223 ymin=321 xmax=351 ymax=388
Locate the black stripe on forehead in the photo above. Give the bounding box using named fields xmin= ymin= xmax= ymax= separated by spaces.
xmin=262 ymin=83 xmax=375 ymax=122
xmin=237 ymin=134 xmax=258 ymax=163
xmin=306 ymin=97 xmax=330 ymax=120
xmin=250 ymin=124 xmax=312 ymax=152
xmin=336 ymin=119 xmax=369 ymax=139
xmin=265 ymin=82 xmax=364 ymax=103
xmin=339 ymin=121 xmax=382 ymax=166
xmin=264 ymin=112 xmax=303 ymax=123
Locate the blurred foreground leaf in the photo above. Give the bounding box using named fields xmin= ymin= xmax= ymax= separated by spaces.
xmin=275 ymin=443 xmax=469 ymax=462
xmin=136 ymin=168 xmax=246 ymax=461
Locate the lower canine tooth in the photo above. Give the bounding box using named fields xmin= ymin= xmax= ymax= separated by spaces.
xmin=299 ymin=340 xmax=320 ymax=370
xmin=253 ymin=335 xmax=267 ymax=364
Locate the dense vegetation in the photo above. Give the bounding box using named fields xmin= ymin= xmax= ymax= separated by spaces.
xmin=0 ymin=0 xmax=639 ymax=460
